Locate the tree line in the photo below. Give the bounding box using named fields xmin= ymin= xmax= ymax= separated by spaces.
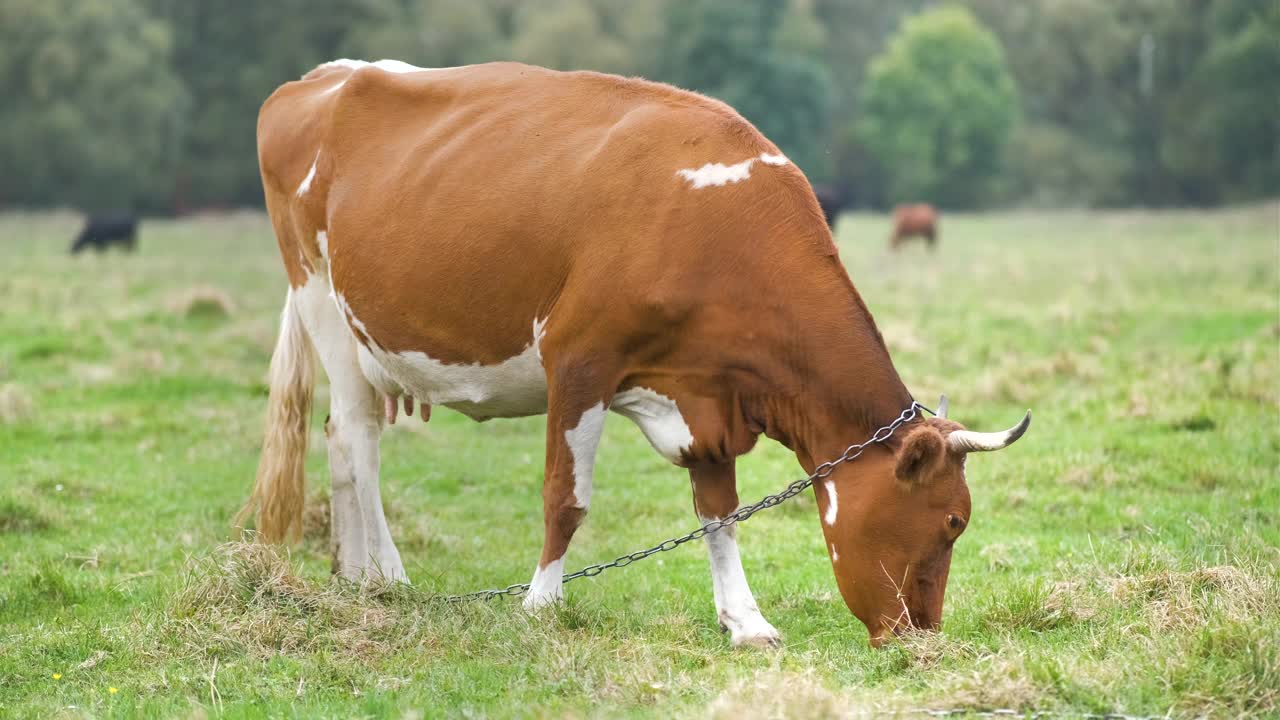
xmin=0 ymin=0 xmax=1275 ymax=213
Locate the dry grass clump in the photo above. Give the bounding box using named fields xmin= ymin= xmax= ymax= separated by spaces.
xmin=0 ymin=382 xmax=33 ymax=423
xmin=1110 ymin=564 xmax=1278 ymax=632
xmin=168 ymin=541 xmax=411 ymax=661
xmin=932 ymin=654 xmax=1043 ymax=713
xmin=1056 ymin=463 xmax=1122 ymax=488
xmin=884 ymin=630 xmax=979 ymax=670
xmin=708 ymin=670 xmax=871 ymax=720
xmin=169 ymin=285 xmax=236 ymax=320
xmin=1043 ymin=579 xmax=1103 ymax=623
xmin=974 ymin=349 xmax=1105 ymax=404
xmin=994 ymin=562 xmax=1278 ymax=638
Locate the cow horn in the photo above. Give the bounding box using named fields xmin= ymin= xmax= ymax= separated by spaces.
xmin=937 ymin=394 xmax=949 ymax=419
xmin=947 ymin=411 xmax=1031 ymax=453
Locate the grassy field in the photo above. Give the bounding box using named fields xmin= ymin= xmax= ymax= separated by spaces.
xmin=1 ymin=205 xmax=1277 ymax=719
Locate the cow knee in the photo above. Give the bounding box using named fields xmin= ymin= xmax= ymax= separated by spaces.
xmin=552 ymin=503 xmax=587 ymax=534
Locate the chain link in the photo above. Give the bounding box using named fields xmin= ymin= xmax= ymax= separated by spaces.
xmin=441 ymin=401 xmax=929 ymax=603
xmin=900 ymin=709 xmax=1166 ymax=719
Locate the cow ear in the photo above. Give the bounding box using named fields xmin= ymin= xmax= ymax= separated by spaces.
xmin=895 ymin=427 xmax=944 ymax=484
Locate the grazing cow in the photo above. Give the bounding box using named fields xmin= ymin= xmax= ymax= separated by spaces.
xmin=890 ymin=204 xmax=938 ymax=251
xmin=242 ymin=60 xmax=1030 ymax=647
xmin=811 ymin=184 xmax=849 ymax=229
xmin=70 ymin=213 xmax=138 ymax=254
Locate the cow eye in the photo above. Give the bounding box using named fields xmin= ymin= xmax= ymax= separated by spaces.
xmin=946 ymin=513 xmax=966 ymax=533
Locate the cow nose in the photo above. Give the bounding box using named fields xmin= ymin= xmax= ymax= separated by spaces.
xmin=905 ymin=609 xmax=941 ymax=632
xmin=891 ymin=604 xmax=941 ymax=634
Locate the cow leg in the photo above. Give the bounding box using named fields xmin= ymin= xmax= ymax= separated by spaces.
xmin=524 ymin=374 xmax=610 ymax=610
xmin=292 ymin=274 xmax=406 ymax=582
xmin=690 ymin=462 xmax=780 ymax=648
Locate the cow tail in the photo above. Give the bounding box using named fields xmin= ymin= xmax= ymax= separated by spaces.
xmin=236 ymin=288 xmax=315 ymax=543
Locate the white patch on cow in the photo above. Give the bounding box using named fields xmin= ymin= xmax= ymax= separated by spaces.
xmin=564 ymin=402 xmax=606 ymax=509
xmin=316 ymin=58 xmax=440 ymax=75
xmin=389 ymin=339 xmax=548 ymax=420
xmin=333 ymin=295 xmax=550 ymax=420
xmin=675 ymin=152 xmax=790 ymax=189
xmin=829 ymin=543 xmax=839 ymax=562
xmin=317 ymin=58 xmax=370 ymax=73
xmin=532 ymin=317 xmax=548 ymax=361
xmin=370 ymin=59 xmax=430 ymax=74
xmin=357 ymin=344 xmax=403 ymax=398
xmin=297 ymin=151 xmax=320 ymax=197
xmin=524 ymin=555 xmax=565 ymax=610
xmin=703 ymin=521 xmax=780 ymax=647
xmin=316 ymin=230 xmax=329 ymax=260
xmin=677 ymin=157 xmax=756 ymax=189
xmin=331 ymin=291 xmax=373 ymax=342
xmin=610 ymin=387 xmax=694 ymax=463
xmin=823 ymin=479 xmax=839 ymax=526
xmin=293 ymin=271 xmax=406 ymax=582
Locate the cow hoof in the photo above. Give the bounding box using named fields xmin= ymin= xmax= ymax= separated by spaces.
xmin=376 ymin=567 xmax=411 ymax=585
xmin=721 ymin=611 xmax=782 ymax=649
xmin=521 ymin=591 xmax=562 ymax=612
xmin=367 ymin=555 xmax=411 ymax=585
xmin=731 ymin=626 xmax=782 ymax=649
xmin=334 ymin=563 xmax=410 ymax=585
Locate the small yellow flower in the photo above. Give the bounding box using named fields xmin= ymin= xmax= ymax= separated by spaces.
xmin=52 ymin=673 xmax=62 ymax=680
xmin=108 ymin=687 xmax=118 ymax=694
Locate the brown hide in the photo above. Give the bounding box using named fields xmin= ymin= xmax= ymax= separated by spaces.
xmin=890 ymin=204 xmax=939 ymax=251
xmin=256 ymin=61 xmax=992 ymax=643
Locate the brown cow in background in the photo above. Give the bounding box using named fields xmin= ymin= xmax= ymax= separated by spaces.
xmin=890 ymin=204 xmax=938 ymax=251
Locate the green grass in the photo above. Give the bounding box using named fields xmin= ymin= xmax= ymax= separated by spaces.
xmin=1 ymin=205 xmax=1277 ymax=718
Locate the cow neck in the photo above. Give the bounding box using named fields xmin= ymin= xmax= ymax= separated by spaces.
xmin=745 ymin=259 xmax=914 ymax=474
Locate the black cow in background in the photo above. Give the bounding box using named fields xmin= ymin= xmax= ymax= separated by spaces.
xmin=811 ymin=184 xmax=850 ymax=230
xmin=71 ymin=213 xmax=138 ymax=254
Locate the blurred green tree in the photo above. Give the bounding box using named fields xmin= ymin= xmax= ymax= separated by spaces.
xmin=1163 ymin=0 xmax=1280 ymax=203
xmin=509 ymin=0 xmax=628 ymax=73
xmin=812 ymin=0 xmax=926 ymax=206
xmin=0 ymin=0 xmax=188 ymax=211
xmin=656 ymin=0 xmax=834 ymax=177
xmin=0 ymin=0 xmax=1269 ymax=212
xmin=858 ymin=5 xmax=1018 ymax=208
xmin=342 ymin=0 xmax=509 ymax=68
xmin=146 ymin=0 xmax=393 ymax=209
xmin=964 ymin=0 xmax=1279 ymax=206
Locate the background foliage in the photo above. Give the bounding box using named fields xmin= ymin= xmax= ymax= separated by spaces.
xmin=859 ymin=6 xmax=1018 ymax=208
xmin=0 ymin=0 xmax=1276 ymax=212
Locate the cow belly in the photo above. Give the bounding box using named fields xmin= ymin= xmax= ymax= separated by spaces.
xmin=355 ymin=340 xmax=549 ymax=421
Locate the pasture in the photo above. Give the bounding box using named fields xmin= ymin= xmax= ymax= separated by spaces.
xmin=1 ymin=206 xmax=1276 ymax=718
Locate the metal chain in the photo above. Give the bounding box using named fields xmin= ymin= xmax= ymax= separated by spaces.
xmin=441 ymin=401 xmax=929 ymax=603
xmin=901 ymin=709 xmax=1168 ymax=719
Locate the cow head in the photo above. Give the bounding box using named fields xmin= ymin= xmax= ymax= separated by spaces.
xmin=816 ymin=399 xmax=1030 ymax=645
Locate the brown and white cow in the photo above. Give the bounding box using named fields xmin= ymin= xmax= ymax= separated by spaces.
xmin=241 ymin=59 xmax=1030 ymax=648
